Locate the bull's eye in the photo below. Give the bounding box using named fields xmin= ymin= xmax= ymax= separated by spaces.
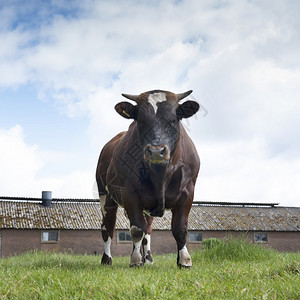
xmin=166 ymin=120 xmax=176 ymax=133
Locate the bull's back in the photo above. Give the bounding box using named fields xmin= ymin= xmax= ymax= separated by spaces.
xmin=96 ymin=131 xmax=126 ymax=195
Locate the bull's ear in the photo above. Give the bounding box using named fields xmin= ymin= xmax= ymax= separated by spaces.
xmin=176 ymin=101 xmax=199 ymax=119
xmin=115 ymin=102 xmax=137 ymax=119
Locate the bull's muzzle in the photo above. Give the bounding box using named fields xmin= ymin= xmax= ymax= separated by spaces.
xmin=144 ymin=144 xmax=170 ymax=163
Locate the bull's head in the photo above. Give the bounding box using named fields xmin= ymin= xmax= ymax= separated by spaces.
xmin=115 ymin=90 xmax=199 ymax=165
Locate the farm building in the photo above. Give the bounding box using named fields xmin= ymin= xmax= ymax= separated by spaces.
xmin=0 ymin=194 xmax=299 ymax=257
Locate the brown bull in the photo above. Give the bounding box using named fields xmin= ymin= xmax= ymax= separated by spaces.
xmin=96 ymin=89 xmax=200 ymax=267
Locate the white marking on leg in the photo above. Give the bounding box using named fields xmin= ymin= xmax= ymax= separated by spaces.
xmin=144 ymin=234 xmax=151 ymax=253
xmin=179 ymin=245 xmax=192 ymax=267
xmin=100 ymin=195 xmax=106 ymax=216
xmin=143 ymin=234 xmax=153 ymax=264
xmin=148 ymin=92 xmax=167 ymax=113
xmin=144 ymin=234 xmax=151 ymax=254
xmin=129 ymin=226 xmax=145 ymax=266
xmin=104 ymin=236 xmax=112 ymax=258
xmin=134 ymin=239 xmax=143 ymax=255
xmin=130 ymin=238 xmax=144 ymax=266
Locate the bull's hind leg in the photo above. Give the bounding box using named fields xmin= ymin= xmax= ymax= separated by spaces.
xmin=142 ymin=215 xmax=154 ymax=264
xmin=101 ymin=195 xmax=118 ymax=265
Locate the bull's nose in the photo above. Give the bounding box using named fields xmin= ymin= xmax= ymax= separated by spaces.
xmin=144 ymin=144 xmax=170 ymax=163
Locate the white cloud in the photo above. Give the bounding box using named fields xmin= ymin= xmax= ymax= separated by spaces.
xmin=0 ymin=125 xmax=94 ymax=198
xmin=0 ymin=1 xmax=300 ymax=206
xmin=37 ymin=170 xmax=95 ymax=199
xmin=196 ymin=138 xmax=300 ymax=206
xmin=0 ymin=125 xmax=43 ymax=195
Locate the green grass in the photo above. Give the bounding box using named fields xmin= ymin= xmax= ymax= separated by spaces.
xmin=0 ymin=239 xmax=299 ymax=299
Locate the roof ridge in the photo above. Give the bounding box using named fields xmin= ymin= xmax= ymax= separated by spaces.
xmin=192 ymin=201 xmax=279 ymax=207
xmin=0 ymin=196 xmax=99 ymax=202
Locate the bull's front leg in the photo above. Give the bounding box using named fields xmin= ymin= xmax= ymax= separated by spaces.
xmin=126 ymin=207 xmax=147 ymax=267
xmin=171 ymin=205 xmax=192 ymax=268
xmin=130 ymin=225 xmax=145 ymax=266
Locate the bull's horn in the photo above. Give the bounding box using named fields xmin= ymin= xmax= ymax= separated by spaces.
xmin=121 ymin=93 xmax=140 ymax=102
xmin=176 ymin=90 xmax=193 ymax=101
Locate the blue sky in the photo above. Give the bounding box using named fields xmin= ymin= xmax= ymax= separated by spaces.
xmin=0 ymin=0 xmax=299 ymax=207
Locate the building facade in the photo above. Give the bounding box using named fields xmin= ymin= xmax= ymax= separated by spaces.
xmin=0 ymin=197 xmax=299 ymax=257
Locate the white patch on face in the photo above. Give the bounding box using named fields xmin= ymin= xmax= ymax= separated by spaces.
xmin=104 ymin=236 xmax=112 ymax=258
xmin=148 ymin=92 xmax=167 ymax=114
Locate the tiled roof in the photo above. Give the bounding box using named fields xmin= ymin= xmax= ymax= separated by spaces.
xmin=0 ymin=199 xmax=299 ymax=231
xmin=0 ymin=200 xmax=102 ymax=230
xmin=188 ymin=206 xmax=300 ymax=232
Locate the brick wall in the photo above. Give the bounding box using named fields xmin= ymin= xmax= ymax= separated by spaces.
xmin=187 ymin=230 xmax=300 ymax=252
xmin=0 ymin=229 xmax=299 ymax=258
xmin=0 ymin=229 xmax=103 ymax=257
xmin=0 ymin=229 xmax=40 ymax=257
xmin=0 ymin=229 xmax=179 ymax=258
xmin=58 ymin=230 xmax=102 ymax=255
xmin=111 ymin=230 xmax=177 ymax=257
xmin=267 ymin=231 xmax=300 ymax=252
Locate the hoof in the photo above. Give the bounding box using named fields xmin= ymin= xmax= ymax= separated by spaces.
xmin=178 ymin=246 xmax=192 ymax=268
xmin=178 ymin=256 xmax=192 ymax=268
xmin=130 ymin=252 xmax=143 ymax=267
xmin=130 ymin=263 xmax=143 ymax=268
xmin=178 ymin=263 xmax=192 ymax=269
xmin=143 ymin=251 xmax=154 ymax=264
xmin=101 ymin=253 xmax=112 ymax=265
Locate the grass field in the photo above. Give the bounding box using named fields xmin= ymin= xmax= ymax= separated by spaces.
xmin=0 ymin=238 xmax=299 ymax=299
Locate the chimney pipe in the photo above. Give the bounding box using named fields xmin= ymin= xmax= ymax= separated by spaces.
xmin=42 ymin=191 xmax=52 ymax=207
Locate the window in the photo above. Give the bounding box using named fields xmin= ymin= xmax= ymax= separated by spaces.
xmin=117 ymin=230 xmax=132 ymax=243
xmin=254 ymin=232 xmax=268 ymax=243
xmin=189 ymin=232 xmax=202 ymax=243
xmin=41 ymin=231 xmax=59 ymax=243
